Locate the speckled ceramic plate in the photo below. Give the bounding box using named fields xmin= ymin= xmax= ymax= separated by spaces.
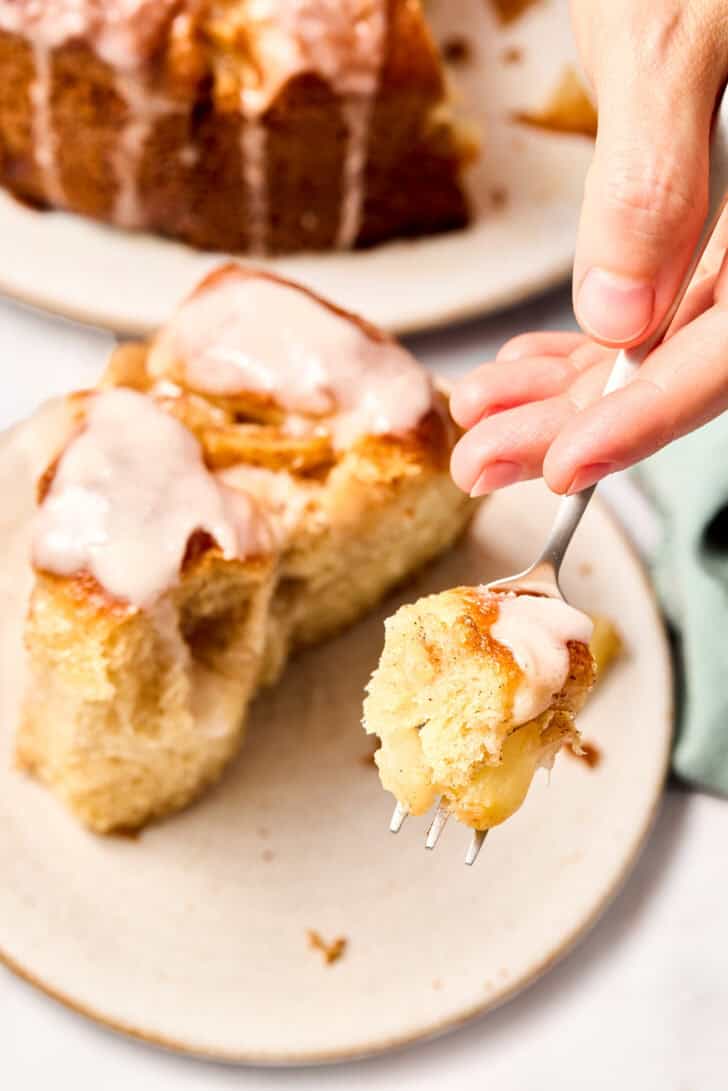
xmin=0 ymin=401 xmax=671 ymax=1065
xmin=0 ymin=0 xmax=592 ymax=335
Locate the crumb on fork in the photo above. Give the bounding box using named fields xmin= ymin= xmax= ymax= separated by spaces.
xmin=363 ymin=587 xmax=596 ymax=834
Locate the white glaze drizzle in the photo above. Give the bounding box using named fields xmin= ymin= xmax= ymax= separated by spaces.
xmin=336 ymin=97 xmax=372 ymax=249
xmin=0 ymin=1 xmax=181 ymax=66
xmin=29 ymin=41 xmax=65 ymax=205
xmin=0 ymin=1 xmax=181 ymax=221
xmin=32 ymin=388 xmax=271 ymax=608
xmin=236 ymin=0 xmax=387 ymax=253
xmin=240 ymin=119 xmax=269 ymax=255
xmin=147 ymin=268 xmax=435 ymax=448
xmin=486 ymin=592 xmax=594 ymax=726
xmin=111 ymin=71 xmax=175 ymax=228
xmin=0 ymin=0 xmax=388 ymax=252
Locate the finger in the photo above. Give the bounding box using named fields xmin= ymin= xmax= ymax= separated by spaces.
xmin=451 ymin=397 xmax=574 ymax=495
xmin=452 ymin=356 xmax=616 ymax=495
xmin=544 ymin=301 xmax=728 ymax=492
xmin=450 ymin=356 xmax=579 ymax=429
xmin=451 ymin=339 xmax=613 ymax=429
xmin=568 ymin=339 xmax=615 ymax=371
xmin=572 ymin=14 xmax=722 ymax=347
xmin=449 ymin=350 xmax=610 ymax=498
xmin=496 ymin=331 xmax=588 ymax=362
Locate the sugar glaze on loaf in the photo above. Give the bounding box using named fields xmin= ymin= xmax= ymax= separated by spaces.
xmin=33 ymin=387 xmax=271 ymax=607
xmin=0 ymin=0 xmax=390 ymax=251
xmin=148 ymin=265 xmax=435 ymax=448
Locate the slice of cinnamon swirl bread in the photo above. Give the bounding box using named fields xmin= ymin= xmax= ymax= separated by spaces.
xmin=17 ymin=264 xmax=473 ymax=832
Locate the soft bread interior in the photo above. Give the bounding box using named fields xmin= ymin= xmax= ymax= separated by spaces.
xmin=363 ymin=587 xmax=596 ymax=831
xmin=18 ymin=554 xmax=276 ymax=833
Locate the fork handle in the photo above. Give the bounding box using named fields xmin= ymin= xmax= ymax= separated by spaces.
xmin=536 ymin=89 xmax=728 ymax=579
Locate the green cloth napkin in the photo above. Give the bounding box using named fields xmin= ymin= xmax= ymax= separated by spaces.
xmin=637 ymin=412 xmax=728 ymax=794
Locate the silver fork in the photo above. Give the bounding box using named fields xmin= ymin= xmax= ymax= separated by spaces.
xmin=391 ymin=91 xmax=728 ymax=865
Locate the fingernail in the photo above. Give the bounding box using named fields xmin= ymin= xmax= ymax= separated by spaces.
xmin=566 ymin=462 xmax=615 ymax=494
xmin=577 ymin=269 xmax=654 ymax=343
xmin=470 ymin=461 xmax=523 ymax=497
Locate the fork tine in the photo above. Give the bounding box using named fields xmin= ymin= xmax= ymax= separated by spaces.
xmin=389 ymin=802 xmax=409 ymax=833
xmin=425 ymin=800 xmax=450 ymax=849
xmin=465 ymin=829 xmax=488 ymax=865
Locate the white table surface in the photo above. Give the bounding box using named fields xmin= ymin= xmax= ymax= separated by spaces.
xmin=2 ymin=288 xmax=726 ymax=1090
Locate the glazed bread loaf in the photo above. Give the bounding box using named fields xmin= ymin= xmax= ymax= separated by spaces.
xmin=0 ymin=1 xmax=471 ymax=253
xmin=17 ymin=265 xmax=474 ymax=832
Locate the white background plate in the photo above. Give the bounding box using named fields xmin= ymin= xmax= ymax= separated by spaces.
xmin=0 ymin=403 xmax=671 ymax=1064
xmin=0 ymin=0 xmax=591 ymax=335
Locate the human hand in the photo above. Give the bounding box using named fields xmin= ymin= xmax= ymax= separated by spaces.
xmin=450 ymin=0 xmax=728 ymax=496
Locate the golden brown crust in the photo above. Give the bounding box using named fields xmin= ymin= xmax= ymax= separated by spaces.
xmin=456 ymin=587 xmax=510 ymax=662
xmin=31 ymin=541 xmax=273 ymax=623
xmin=30 ymin=569 xmax=135 ymax=623
xmin=561 ymin=638 xmax=597 ymax=707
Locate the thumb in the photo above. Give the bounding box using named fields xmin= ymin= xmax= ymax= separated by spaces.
xmin=572 ymin=30 xmax=720 ymax=347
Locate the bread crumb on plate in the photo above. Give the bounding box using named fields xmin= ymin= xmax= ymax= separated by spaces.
xmin=307 ymin=931 xmax=347 ymax=965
